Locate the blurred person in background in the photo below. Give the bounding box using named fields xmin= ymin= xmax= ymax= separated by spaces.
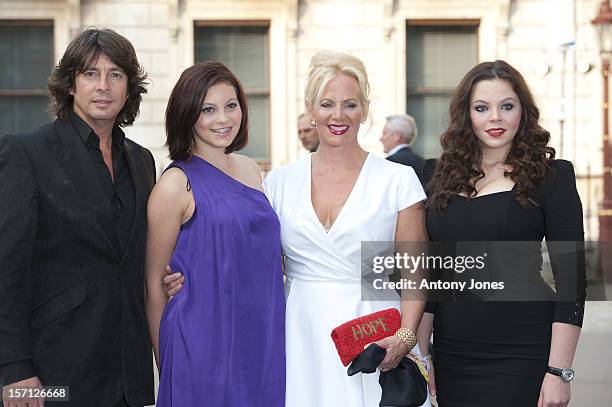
xmin=380 ymin=114 xmax=425 ymax=184
xmin=297 ymin=112 xmax=319 ymax=152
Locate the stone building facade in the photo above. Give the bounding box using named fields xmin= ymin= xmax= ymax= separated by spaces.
xmin=1 ymin=0 xmax=609 ymax=238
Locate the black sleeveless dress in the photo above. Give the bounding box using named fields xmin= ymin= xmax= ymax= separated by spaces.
xmin=425 ymin=159 xmax=586 ymax=407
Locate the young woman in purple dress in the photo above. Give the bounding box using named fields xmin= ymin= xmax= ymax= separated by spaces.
xmin=144 ymin=61 xmax=285 ymax=407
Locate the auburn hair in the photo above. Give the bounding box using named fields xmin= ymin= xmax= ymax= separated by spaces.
xmin=165 ymin=61 xmax=248 ymax=160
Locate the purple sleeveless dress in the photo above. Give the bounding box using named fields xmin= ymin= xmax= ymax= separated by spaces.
xmin=157 ymin=156 xmax=285 ymax=406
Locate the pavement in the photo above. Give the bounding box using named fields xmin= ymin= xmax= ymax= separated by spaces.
xmin=571 ymin=301 xmax=612 ymax=406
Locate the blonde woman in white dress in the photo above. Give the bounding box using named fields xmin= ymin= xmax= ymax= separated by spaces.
xmin=264 ymin=50 xmax=431 ymax=407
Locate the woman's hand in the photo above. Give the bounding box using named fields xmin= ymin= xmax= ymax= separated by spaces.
xmin=537 ymin=373 xmax=570 ymax=407
xmin=373 ymin=335 xmax=410 ymax=372
xmin=424 ymin=357 xmax=437 ymax=406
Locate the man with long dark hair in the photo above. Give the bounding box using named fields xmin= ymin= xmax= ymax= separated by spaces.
xmin=0 ymin=28 xmax=155 ymax=407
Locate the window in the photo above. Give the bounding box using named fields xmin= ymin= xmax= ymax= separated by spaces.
xmin=406 ymin=22 xmax=478 ymax=158
xmin=194 ymin=23 xmax=270 ymax=163
xmin=0 ymin=21 xmax=54 ymax=135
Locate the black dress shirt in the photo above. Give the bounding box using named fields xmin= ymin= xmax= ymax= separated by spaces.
xmin=70 ymin=111 xmax=136 ymax=255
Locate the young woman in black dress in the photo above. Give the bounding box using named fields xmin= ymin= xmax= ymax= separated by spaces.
xmin=418 ymin=60 xmax=586 ymax=407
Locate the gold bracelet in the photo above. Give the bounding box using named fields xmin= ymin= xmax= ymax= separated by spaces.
xmin=395 ymin=327 xmax=417 ymax=350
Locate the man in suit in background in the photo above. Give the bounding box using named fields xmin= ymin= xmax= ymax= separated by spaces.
xmin=0 ymin=28 xmax=155 ymax=407
xmin=380 ymin=114 xmax=425 ymax=184
xmin=297 ymin=112 xmax=319 ymax=153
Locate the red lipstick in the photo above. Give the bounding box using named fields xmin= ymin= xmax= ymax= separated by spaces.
xmin=485 ymin=128 xmax=506 ymax=137
xmin=327 ymin=124 xmax=349 ymax=136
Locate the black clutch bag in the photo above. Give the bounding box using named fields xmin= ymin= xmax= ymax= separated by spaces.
xmin=348 ymin=344 xmax=428 ymax=407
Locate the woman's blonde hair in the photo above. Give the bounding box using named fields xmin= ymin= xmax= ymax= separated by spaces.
xmin=304 ymin=50 xmax=370 ymax=120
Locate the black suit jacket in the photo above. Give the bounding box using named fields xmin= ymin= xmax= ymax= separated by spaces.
xmin=386 ymin=146 xmax=426 ymax=185
xmin=0 ymin=119 xmax=155 ymax=406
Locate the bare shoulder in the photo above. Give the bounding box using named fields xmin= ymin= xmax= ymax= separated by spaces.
xmin=233 ymin=153 xmax=261 ymax=173
xmin=231 ymin=154 xmax=263 ymax=189
xmin=155 ymin=167 xmax=189 ymax=194
xmin=149 ymin=167 xmax=192 ymax=210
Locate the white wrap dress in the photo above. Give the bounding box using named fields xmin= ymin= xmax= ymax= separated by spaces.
xmin=264 ymin=153 xmax=429 ymax=407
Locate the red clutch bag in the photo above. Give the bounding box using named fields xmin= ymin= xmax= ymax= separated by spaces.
xmin=330 ymin=308 xmax=401 ymax=366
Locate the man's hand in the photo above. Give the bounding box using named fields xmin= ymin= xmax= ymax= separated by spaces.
xmin=162 ymin=265 xmax=184 ymax=298
xmin=2 ymin=376 xmax=44 ymax=407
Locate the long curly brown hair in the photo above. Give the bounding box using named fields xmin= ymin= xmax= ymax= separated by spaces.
xmin=426 ymin=60 xmax=555 ymax=211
